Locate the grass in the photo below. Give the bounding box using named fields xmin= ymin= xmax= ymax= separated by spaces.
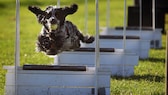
xmin=0 ymin=0 xmax=166 ymax=95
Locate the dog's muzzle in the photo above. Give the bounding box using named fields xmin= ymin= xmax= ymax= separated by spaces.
xmin=50 ymin=24 xmax=58 ymax=30
xmin=48 ymin=18 xmax=59 ymax=30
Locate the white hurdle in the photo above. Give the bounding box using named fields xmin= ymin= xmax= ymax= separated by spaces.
xmin=4 ymin=66 xmax=111 ymax=95
xmin=99 ymin=0 xmax=149 ymax=59
xmin=55 ymin=0 xmax=139 ymax=76
xmin=100 ymin=28 xmax=151 ymax=59
xmin=101 ymin=0 xmax=162 ymax=49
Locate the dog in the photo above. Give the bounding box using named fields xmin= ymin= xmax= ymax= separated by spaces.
xmin=28 ymin=4 xmax=94 ymax=55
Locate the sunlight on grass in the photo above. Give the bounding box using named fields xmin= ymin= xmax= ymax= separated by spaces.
xmin=111 ymin=35 xmax=166 ymax=95
xmin=165 ymin=14 xmax=168 ymax=31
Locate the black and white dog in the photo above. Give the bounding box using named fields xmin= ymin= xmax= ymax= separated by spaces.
xmin=28 ymin=4 xmax=94 ymax=55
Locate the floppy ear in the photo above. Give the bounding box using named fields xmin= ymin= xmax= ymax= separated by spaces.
xmin=28 ymin=6 xmax=46 ymax=16
xmin=28 ymin=6 xmax=47 ymax=24
xmin=63 ymin=4 xmax=78 ymax=16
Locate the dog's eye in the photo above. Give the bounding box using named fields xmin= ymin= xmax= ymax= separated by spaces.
xmin=46 ymin=13 xmax=52 ymax=19
xmin=55 ymin=13 xmax=59 ymax=17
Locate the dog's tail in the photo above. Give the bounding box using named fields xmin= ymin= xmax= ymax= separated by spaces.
xmin=77 ymin=32 xmax=95 ymax=43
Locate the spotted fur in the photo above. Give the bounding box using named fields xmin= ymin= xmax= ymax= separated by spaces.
xmin=28 ymin=4 xmax=94 ymax=55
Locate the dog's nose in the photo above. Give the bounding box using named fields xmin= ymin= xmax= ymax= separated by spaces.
xmin=50 ymin=19 xmax=57 ymax=24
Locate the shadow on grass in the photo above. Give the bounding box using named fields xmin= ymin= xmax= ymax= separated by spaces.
xmin=21 ymin=1 xmax=43 ymax=6
xmin=0 ymin=3 xmax=6 ymax=8
xmin=151 ymin=92 xmax=165 ymax=95
xmin=154 ymin=47 xmax=166 ymax=50
xmin=112 ymin=74 xmax=165 ymax=82
xmin=0 ymin=1 xmax=42 ymax=9
xmin=0 ymin=1 xmax=15 ymax=8
xmin=141 ymin=57 xmax=165 ymax=63
xmin=20 ymin=0 xmax=96 ymax=7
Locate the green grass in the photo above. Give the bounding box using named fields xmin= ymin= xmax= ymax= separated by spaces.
xmin=0 ymin=0 xmax=166 ymax=95
xmin=165 ymin=14 xmax=168 ymax=31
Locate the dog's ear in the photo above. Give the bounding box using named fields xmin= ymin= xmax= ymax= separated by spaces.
xmin=63 ymin=4 xmax=78 ymax=16
xmin=28 ymin=6 xmax=46 ymax=16
xmin=28 ymin=6 xmax=47 ymax=24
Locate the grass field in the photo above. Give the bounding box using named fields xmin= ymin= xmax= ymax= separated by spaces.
xmin=0 ymin=0 xmax=166 ymax=95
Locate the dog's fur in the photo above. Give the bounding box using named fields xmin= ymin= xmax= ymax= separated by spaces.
xmin=28 ymin=4 xmax=94 ymax=55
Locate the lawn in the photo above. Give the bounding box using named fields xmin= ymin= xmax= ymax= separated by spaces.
xmin=0 ymin=0 xmax=166 ymax=95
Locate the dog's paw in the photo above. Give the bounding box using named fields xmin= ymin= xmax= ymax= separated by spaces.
xmin=46 ymin=49 xmax=58 ymax=55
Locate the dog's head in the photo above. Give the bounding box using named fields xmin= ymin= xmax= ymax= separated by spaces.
xmin=28 ymin=4 xmax=78 ymax=31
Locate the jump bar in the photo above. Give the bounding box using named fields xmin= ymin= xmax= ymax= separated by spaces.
xmin=99 ymin=35 xmax=140 ymax=39
xmin=115 ymin=26 xmax=153 ymax=30
xmin=23 ymin=65 xmax=86 ymax=71
xmin=74 ymin=47 xmax=115 ymax=52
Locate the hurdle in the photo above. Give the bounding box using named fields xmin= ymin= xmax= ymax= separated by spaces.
xmin=55 ymin=0 xmax=139 ymax=76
